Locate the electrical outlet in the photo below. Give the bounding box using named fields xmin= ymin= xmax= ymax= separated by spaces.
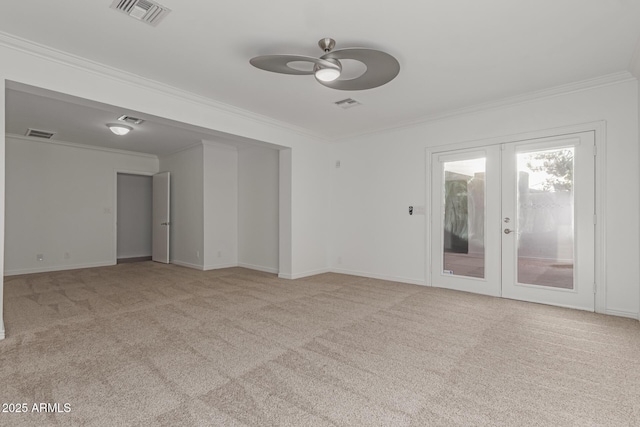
xmin=64 ymin=252 xmax=70 ymax=259
xmin=36 ymin=254 xmax=44 ymax=261
xmin=217 ymin=251 xmax=222 ymax=258
xmin=337 ymin=256 xmax=342 ymax=264
xmin=196 ymin=250 xmax=200 ymax=259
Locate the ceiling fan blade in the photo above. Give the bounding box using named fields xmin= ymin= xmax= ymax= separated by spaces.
xmin=250 ymin=55 xmax=338 ymax=75
xmin=319 ymin=48 xmax=400 ymax=90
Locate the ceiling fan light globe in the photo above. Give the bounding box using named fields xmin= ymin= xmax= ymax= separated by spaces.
xmin=315 ymin=67 xmax=341 ymax=82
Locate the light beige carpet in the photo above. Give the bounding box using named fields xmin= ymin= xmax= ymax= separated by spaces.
xmin=1 ymin=262 xmax=639 ymax=426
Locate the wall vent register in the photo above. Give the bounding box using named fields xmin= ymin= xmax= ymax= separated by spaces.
xmin=25 ymin=128 xmax=55 ymax=139
xmin=334 ymin=98 xmax=362 ymax=109
xmin=118 ymin=115 xmax=145 ymax=125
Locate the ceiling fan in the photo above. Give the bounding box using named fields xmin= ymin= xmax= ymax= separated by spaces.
xmin=249 ymin=38 xmax=400 ymax=91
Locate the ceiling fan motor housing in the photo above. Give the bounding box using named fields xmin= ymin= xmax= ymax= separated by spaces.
xmin=314 ymin=57 xmax=342 ymax=73
xmin=318 ymin=38 xmax=336 ymax=52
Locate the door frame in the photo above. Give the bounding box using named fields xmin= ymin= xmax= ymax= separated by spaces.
xmin=113 ymin=169 xmax=156 ymax=265
xmin=425 ymin=121 xmax=606 ymax=313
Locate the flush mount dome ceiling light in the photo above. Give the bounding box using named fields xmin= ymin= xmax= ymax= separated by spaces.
xmin=107 ymin=123 xmax=133 ymax=136
xmin=250 ymin=38 xmax=400 ymax=90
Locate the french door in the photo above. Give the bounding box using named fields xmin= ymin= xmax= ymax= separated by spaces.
xmin=430 ymin=132 xmax=595 ymax=311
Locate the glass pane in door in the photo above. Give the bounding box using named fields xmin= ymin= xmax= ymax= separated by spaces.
xmin=516 ymin=148 xmax=574 ymax=288
xmin=443 ymin=158 xmax=485 ymax=278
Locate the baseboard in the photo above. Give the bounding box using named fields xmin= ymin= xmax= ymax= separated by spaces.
xmin=169 ymin=260 xmax=278 ymax=274
xmin=237 ymin=263 xmax=278 ymax=274
xmin=279 ymin=268 xmax=330 ymax=280
xmin=203 ymin=262 xmax=238 ymax=271
xmin=330 ymin=268 xmax=426 ymax=286
xmin=170 ymin=260 xmax=205 ymax=271
xmin=0 ymin=319 xmax=5 ymax=340
xmin=605 ymin=308 xmax=640 ymax=320
xmin=117 ymin=256 xmax=152 ymax=264
xmin=117 ymin=253 xmax=152 ymax=259
xmin=3 ymin=261 xmax=114 ymax=276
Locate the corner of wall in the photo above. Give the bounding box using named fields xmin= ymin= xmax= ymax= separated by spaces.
xmin=631 ymin=39 xmax=640 ymax=80
xmin=170 ymin=259 xmax=204 ymax=271
xmin=637 ymin=74 xmax=640 ymax=321
xmin=1 ymin=82 xmax=7 ymax=338
xmin=278 ymin=149 xmax=293 ymax=277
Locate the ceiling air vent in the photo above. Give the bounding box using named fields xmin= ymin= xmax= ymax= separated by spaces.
xmin=25 ymin=128 xmax=55 ymax=139
xmin=334 ymin=98 xmax=362 ymax=110
xmin=110 ymin=0 xmax=171 ymax=27
xmin=118 ymin=114 xmax=145 ymax=125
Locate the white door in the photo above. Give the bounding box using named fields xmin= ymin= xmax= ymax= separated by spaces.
xmin=430 ymin=146 xmax=502 ymax=297
xmin=501 ymin=132 xmax=595 ymax=310
xmin=152 ymin=171 xmax=170 ymax=263
xmin=430 ymin=132 xmax=596 ymax=311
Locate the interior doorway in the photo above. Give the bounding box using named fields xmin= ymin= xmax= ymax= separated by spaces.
xmin=116 ymin=173 xmax=153 ymax=263
xmin=430 ymin=131 xmax=596 ymax=311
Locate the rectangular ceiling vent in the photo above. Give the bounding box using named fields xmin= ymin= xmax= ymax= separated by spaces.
xmin=110 ymin=0 xmax=171 ymax=27
xmin=118 ymin=114 xmax=145 ymax=125
xmin=25 ymin=128 xmax=55 ymax=139
xmin=334 ymin=98 xmax=362 ymax=110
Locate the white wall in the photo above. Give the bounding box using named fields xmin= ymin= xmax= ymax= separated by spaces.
xmin=238 ymin=146 xmax=279 ymax=273
xmin=279 ymin=149 xmax=292 ymax=277
xmin=117 ymin=173 xmax=152 ymax=259
xmin=289 ymin=141 xmax=331 ymax=278
xmin=159 ymin=144 xmax=204 ymax=269
xmin=330 ymin=79 xmax=640 ymax=318
xmin=203 ymin=142 xmax=238 ymax=270
xmin=0 ymin=83 xmax=5 ymax=339
xmin=0 ymin=37 xmax=330 ymax=278
xmin=5 ymin=136 xmax=158 ymax=275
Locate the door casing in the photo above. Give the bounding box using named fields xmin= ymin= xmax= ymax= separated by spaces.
xmin=113 ymin=169 xmax=156 ymax=264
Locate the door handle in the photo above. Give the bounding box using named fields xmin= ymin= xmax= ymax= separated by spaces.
xmin=161 ymin=222 xmax=171 ymax=226
xmin=504 ymin=228 xmax=515 ymax=234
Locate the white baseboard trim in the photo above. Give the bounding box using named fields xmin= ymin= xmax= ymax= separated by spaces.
xmin=279 ymin=267 xmax=330 ymax=280
xmin=330 ymin=268 xmax=426 ymax=286
xmin=117 ymin=254 xmax=152 ymax=260
xmin=0 ymin=319 xmax=5 ymax=340
xmin=237 ymin=263 xmax=278 ymax=274
xmin=605 ymin=308 xmax=640 ymax=320
xmin=171 ymin=260 xmax=205 ymax=271
xmin=169 ymin=261 xmax=278 ymax=274
xmin=4 ymin=261 xmax=114 ymax=276
xmin=203 ymin=262 xmax=238 ymax=271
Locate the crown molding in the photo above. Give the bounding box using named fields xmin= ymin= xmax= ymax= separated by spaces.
xmin=0 ymin=31 xmax=327 ymax=143
xmin=1 ymin=31 xmax=634 ymax=146
xmin=331 ymin=71 xmax=635 ymax=143
xmin=5 ymin=133 xmax=159 ymax=159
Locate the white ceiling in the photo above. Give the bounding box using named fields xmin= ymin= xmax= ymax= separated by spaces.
xmin=5 ymin=83 xmax=282 ymax=156
xmin=1 ymin=0 xmax=640 ymax=144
